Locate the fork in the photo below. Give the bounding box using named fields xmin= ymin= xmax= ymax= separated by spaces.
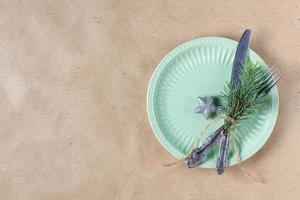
xmin=258 ymin=66 xmax=281 ymax=94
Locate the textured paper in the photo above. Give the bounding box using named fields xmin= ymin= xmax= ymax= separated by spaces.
xmin=0 ymin=1 xmax=299 ymax=199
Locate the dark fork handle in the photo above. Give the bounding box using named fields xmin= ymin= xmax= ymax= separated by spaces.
xmin=216 ymin=132 xmax=231 ymax=175
xmin=187 ymin=125 xmax=224 ymax=168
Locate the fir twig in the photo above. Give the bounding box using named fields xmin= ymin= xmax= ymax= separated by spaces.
xmin=222 ymin=60 xmax=279 ymax=126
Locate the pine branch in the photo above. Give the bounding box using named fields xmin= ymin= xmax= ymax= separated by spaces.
xmin=222 ymin=60 xmax=277 ymax=125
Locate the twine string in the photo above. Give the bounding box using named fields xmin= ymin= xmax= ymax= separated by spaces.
xmin=163 ymin=115 xmax=236 ymax=167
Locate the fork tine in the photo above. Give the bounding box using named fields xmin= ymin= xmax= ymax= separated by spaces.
xmin=260 ymin=71 xmax=279 ymax=88
xmin=266 ymin=66 xmax=277 ymax=74
xmin=262 ymin=67 xmax=278 ymax=80
xmin=258 ymin=71 xmax=272 ymax=85
xmin=267 ymin=67 xmax=278 ymax=77
xmin=260 ymin=75 xmax=281 ymax=94
xmin=259 ymin=72 xmax=280 ymax=94
xmin=268 ymin=66 xmax=276 ymax=73
xmin=264 ymin=75 xmax=281 ymax=93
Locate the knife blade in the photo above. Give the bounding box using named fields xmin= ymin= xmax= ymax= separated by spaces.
xmin=230 ymin=29 xmax=251 ymax=84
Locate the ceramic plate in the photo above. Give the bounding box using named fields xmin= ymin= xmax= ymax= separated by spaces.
xmin=147 ymin=37 xmax=279 ymax=168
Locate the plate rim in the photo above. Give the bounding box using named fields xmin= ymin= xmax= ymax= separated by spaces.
xmin=147 ymin=37 xmax=279 ymax=168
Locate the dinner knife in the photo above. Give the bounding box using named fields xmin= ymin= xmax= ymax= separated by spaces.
xmin=216 ymin=29 xmax=251 ymax=174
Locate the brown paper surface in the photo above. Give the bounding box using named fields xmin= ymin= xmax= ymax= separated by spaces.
xmin=0 ymin=1 xmax=299 ymax=199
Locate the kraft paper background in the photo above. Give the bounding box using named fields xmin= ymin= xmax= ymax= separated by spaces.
xmin=0 ymin=1 xmax=299 ymax=199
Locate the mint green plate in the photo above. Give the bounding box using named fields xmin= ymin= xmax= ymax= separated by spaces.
xmin=147 ymin=37 xmax=279 ymax=168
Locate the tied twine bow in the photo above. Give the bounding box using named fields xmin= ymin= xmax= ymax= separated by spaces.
xmin=164 ymin=115 xmax=240 ymax=167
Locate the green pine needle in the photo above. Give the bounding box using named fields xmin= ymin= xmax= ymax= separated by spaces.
xmin=222 ymin=60 xmax=275 ymax=126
